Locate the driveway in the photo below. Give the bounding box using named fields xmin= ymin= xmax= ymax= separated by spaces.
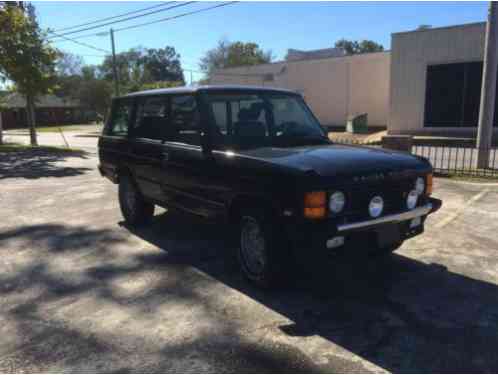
xmin=1 ymin=150 xmax=498 ymax=372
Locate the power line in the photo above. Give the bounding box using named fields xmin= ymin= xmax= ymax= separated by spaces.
xmin=52 ymin=2 xmax=175 ymax=33
xmin=48 ymin=2 xmax=196 ymax=40
xmin=49 ymin=30 xmax=111 ymax=54
xmin=115 ymin=2 xmax=238 ymax=33
xmin=49 ymin=1 xmax=239 ymax=42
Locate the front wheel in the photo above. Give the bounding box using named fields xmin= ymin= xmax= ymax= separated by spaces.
xmin=118 ymin=173 xmax=154 ymax=226
xmin=374 ymin=240 xmax=404 ymax=256
xmin=237 ymin=209 xmax=288 ymax=289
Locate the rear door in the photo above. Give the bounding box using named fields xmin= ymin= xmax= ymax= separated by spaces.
xmin=128 ymin=95 xmax=169 ymax=203
xmin=98 ymin=98 xmax=134 ymax=181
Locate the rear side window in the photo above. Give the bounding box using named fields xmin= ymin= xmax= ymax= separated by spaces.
xmin=108 ymin=99 xmax=133 ymax=136
xmin=132 ymin=96 xmax=169 ymax=141
xmin=170 ymin=95 xmax=201 ymax=146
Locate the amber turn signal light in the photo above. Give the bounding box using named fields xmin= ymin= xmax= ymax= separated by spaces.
xmin=426 ymin=173 xmax=433 ymax=195
xmin=304 ymin=191 xmax=327 ymax=219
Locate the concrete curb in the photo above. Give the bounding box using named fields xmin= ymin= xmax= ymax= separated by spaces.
xmin=436 ymin=177 xmax=498 ymax=187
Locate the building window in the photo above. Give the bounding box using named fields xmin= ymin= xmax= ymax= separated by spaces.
xmin=424 ymin=61 xmax=498 ymax=128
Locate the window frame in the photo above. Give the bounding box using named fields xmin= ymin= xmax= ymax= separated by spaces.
xmin=105 ymin=97 xmax=135 ymax=137
xmin=202 ymin=90 xmax=325 ymax=151
xmin=130 ymin=95 xmax=171 ymax=143
xmin=167 ymin=93 xmax=204 ymax=148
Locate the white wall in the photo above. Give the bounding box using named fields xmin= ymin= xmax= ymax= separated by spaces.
xmin=209 ymin=52 xmax=391 ymax=127
xmin=389 ymin=22 xmax=493 ymax=135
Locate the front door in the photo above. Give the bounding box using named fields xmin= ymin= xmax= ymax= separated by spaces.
xmin=160 ymin=94 xmax=225 ymax=219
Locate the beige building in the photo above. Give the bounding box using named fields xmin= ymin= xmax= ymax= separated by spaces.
xmin=389 ymin=22 xmax=498 ymax=137
xmin=209 ymin=51 xmax=391 ymax=128
xmin=210 ymin=23 xmax=498 ymax=139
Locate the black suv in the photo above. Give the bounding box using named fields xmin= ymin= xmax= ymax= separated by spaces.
xmin=98 ymin=85 xmax=441 ymax=287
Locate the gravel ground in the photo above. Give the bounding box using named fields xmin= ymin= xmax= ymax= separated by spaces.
xmin=1 ymin=148 xmax=498 ymax=373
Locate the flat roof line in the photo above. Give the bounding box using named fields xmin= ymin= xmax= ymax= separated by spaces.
xmin=392 ymin=21 xmax=485 ymax=36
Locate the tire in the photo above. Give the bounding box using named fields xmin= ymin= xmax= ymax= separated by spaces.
xmin=374 ymin=240 xmax=404 ymax=256
xmin=236 ymin=208 xmax=288 ymax=289
xmin=118 ymin=173 xmax=154 ymax=226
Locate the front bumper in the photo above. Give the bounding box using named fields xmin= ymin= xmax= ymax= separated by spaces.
xmin=285 ymin=197 xmax=442 ymax=256
xmin=337 ymin=200 xmax=439 ymax=233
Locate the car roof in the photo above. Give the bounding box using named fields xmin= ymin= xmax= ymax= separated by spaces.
xmin=120 ymin=84 xmax=300 ymax=98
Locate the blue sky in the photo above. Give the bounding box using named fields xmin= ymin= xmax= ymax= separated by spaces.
xmin=37 ymin=1 xmax=489 ymax=82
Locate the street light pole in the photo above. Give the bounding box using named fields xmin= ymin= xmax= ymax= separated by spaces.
xmin=477 ymin=1 xmax=498 ymax=168
xmin=110 ymin=28 xmax=120 ymax=97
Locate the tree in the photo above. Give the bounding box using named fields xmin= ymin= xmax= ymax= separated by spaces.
xmin=334 ymin=39 xmax=384 ymax=55
xmin=200 ymin=39 xmax=273 ymax=75
xmin=143 ymin=47 xmax=183 ymax=83
xmin=99 ymin=46 xmax=184 ymax=93
xmin=56 ymin=50 xmax=83 ymax=76
xmin=417 ymin=25 xmax=432 ymax=30
xmin=0 ymin=2 xmax=58 ymax=145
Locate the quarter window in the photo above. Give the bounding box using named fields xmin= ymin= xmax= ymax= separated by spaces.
xmin=170 ymin=95 xmax=201 ymax=146
xmin=132 ymin=96 xmax=169 ymax=141
xmin=109 ymin=99 xmax=133 ymax=136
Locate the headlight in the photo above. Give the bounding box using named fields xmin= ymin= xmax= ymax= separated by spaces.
xmin=369 ymin=196 xmax=384 ymax=218
xmin=415 ymin=177 xmax=425 ymax=195
xmin=407 ymin=190 xmax=418 ymax=210
xmin=329 ymin=191 xmax=346 ymax=213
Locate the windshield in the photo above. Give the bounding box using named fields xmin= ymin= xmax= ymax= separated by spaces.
xmin=206 ymin=92 xmax=328 ymax=150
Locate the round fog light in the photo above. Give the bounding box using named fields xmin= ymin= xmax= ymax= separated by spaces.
xmin=329 ymin=191 xmax=346 ymax=213
xmin=407 ymin=190 xmax=418 ymax=210
xmin=369 ymin=196 xmax=384 ymax=218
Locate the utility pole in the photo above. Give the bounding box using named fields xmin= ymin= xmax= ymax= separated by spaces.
xmin=110 ymin=28 xmax=120 ymax=97
xmin=477 ymin=1 xmax=498 ymax=168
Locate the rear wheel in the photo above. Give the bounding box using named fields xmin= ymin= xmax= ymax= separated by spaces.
xmin=237 ymin=208 xmax=288 ymax=289
xmin=118 ymin=173 xmax=154 ymax=226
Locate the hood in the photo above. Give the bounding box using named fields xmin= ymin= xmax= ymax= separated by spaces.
xmin=238 ymin=144 xmax=430 ymax=178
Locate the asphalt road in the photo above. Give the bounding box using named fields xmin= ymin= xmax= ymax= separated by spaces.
xmin=1 ymin=148 xmax=498 ymax=372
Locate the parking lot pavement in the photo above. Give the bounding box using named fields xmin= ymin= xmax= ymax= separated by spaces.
xmin=1 ymin=151 xmax=498 ymax=373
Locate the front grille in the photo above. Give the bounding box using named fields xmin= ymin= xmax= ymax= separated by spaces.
xmin=339 ymin=177 xmax=417 ymax=222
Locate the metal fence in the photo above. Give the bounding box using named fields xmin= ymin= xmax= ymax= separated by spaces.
xmin=332 ymin=137 xmax=498 ymax=178
xmin=412 ymin=144 xmax=498 ymax=178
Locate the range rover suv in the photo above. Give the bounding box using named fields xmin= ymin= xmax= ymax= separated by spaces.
xmin=98 ymin=85 xmax=442 ymax=288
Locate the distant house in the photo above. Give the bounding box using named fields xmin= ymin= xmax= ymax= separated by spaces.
xmin=0 ymin=92 xmax=91 ymax=129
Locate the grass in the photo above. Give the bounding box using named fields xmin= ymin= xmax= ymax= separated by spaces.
xmin=0 ymin=142 xmax=83 ymax=154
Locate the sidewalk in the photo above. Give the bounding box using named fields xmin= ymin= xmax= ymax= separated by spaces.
xmin=4 ymin=129 xmax=99 ymax=152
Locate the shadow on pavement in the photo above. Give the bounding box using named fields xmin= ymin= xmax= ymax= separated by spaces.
xmin=0 ymin=223 xmax=323 ymax=373
xmin=2 ymin=214 xmax=498 ymax=372
xmin=0 ymin=148 xmax=91 ymax=180
xmin=123 ymin=210 xmax=498 ymax=373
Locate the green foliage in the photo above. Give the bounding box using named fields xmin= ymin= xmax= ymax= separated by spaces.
xmin=200 ymin=39 xmax=273 ymax=75
xmin=0 ymin=2 xmax=58 ymax=144
xmin=334 ymin=39 xmax=384 ymax=55
xmin=139 ymin=81 xmax=184 ymax=91
xmin=99 ymin=46 xmax=184 ymax=93
xmin=0 ymin=3 xmax=57 ymax=97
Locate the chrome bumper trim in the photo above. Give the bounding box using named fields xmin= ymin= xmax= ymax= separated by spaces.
xmin=337 ymin=203 xmax=433 ymax=232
